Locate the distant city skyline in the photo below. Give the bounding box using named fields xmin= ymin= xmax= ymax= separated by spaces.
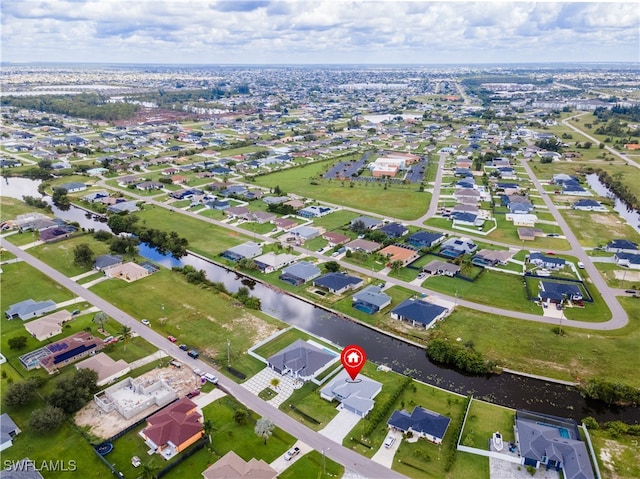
xmin=2 ymin=1 xmax=638 ymax=65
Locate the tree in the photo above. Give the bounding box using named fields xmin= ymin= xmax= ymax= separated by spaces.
xmin=254 ymin=417 xmax=274 ymax=444
xmin=73 ymin=243 xmax=95 ymax=268
xmin=47 ymin=369 xmax=98 ymax=415
xmin=350 ymin=220 xmax=367 ymax=234
xmin=270 ymin=378 xmax=280 ymax=390
xmin=29 ymin=405 xmax=66 ymax=433
xmin=4 ymin=379 xmax=39 ymax=407
xmin=203 ymin=419 xmax=215 ymax=444
xmin=233 ymin=408 xmax=249 ymax=425
xmin=52 ymin=188 xmax=71 ymax=210
xmin=93 ymin=312 xmax=108 ymax=332
xmin=137 ymin=461 xmax=159 ymax=479
xmin=324 ymin=261 xmax=340 ymax=272
xmin=120 ymin=325 xmax=132 ymax=351
xmin=8 ymin=335 xmax=28 ymax=350
xmin=390 ymin=260 xmax=404 ymax=272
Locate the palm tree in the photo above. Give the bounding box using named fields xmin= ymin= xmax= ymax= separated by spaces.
xmin=136 ymin=460 xmax=159 ymax=479
xmin=120 ymin=325 xmax=132 ymax=351
xmin=203 ymin=419 xmax=215 ymax=444
xmin=270 ymin=378 xmax=280 ymax=390
xmin=254 ymin=417 xmax=274 ymax=445
xmin=93 ymin=312 xmax=108 ymax=333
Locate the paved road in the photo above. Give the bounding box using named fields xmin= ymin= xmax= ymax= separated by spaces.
xmin=0 ymin=238 xmax=406 ymax=479
xmin=561 ymin=113 xmax=640 ymax=169
xmin=417 ymin=152 xmax=448 ymax=222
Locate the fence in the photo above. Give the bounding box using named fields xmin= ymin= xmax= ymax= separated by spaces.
xmin=157 ymin=437 xmax=209 ymax=478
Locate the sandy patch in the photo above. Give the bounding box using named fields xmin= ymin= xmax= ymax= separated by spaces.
xmin=74 ymin=365 xmax=200 ymax=441
xmin=613 ymin=270 xmax=640 ymax=282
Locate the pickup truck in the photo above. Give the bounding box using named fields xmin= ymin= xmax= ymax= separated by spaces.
xmin=284 ymin=446 xmax=300 ymax=461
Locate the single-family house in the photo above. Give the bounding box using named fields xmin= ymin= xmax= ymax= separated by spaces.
xmin=298 ymin=205 xmax=333 ymax=218
xmin=352 ymin=285 xmax=391 ymax=314
xmin=572 ymin=199 xmax=607 ymax=212
xmin=439 ymin=237 xmax=477 ymax=258
xmin=39 ymin=224 xmax=77 ymax=243
xmin=388 ymin=406 xmax=451 ymax=444
xmin=95 ymin=254 xmax=123 ymax=271
xmin=140 ymin=397 xmax=203 ymax=460
xmin=378 ymin=244 xmax=420 ymax=266
xmin=273 ymin=217 xmax=297 ymax=231
xmin=407 ymin=231 xmax=445 ymax=249
xmin=225 ymin=206 xmax=250 ymax=219
xmin=454 ymin=188 xmax=480 ymax=204
xmin=33 ymin=331 xmax=105 ymax=373
xmin=221 ymin=242 xmax=263 ymax=262
xmin=104 ymin=262 xmax=150 ymax=282
xmin=606 ymin=239 xmax=639 ymax=254
xmin=350 ymin=216 xmax=383 ymax=231
xmin=0 ymin=414 xmax=20 ymax=452
xmin=136 ymin=181 xmax=164 ymax=191
xmin=529 ymin=252 xmax=566 ymax=270
xmin=472 ymin=249 xmax=515 ymax=267
xmin=250 ymin=211 xmax=277 ymax=224
xmin=451 ymin=211 xmax=481 ymax=227
xmin=320 ymin=370 xmax=382 ymax=417
xmin=82 ymin=190 xmax=109 ymax=202
xmin=5 ymin=299 xmax=57 ymax=321
xmin=24 ymin=310 xmax=72 ymax=341
xmin=313 ymin=272 xmax=363 ymax=295
xmin=345 ymin=239 xmax=381 ymax=254
xmin=423 ymin=260 xmax=460 ymax=277
xmin=267 ymin=339 xmax=336 ymax=381
xmin=323 ymin=232 xmax=350 ymax=246
xmin=538 ymin=281 xmax=583 ymax=304
xmin=289 ymin=225 xmax=321 ymax=242
xmin=55 ymin=182 xmax=86 ymax=193
xmin=614 ymin=252 xmax=640 ymax=269
xmin=201 ymin=451 xmax=277 ymax=479
xmin=279 ymin=261 xmax=321 ymax=286
xmin=253 ymin=252 xmax=297 ymax=273
xmin=518 ymin=227 xmax=545 ymax=241
xmin=263 ymin=196 xmax=290 ymax=205
xmin=76 ymin=352 xmax=130 ymax=386
xmin=390 ymin=298 xmax=448 ymax=329
xmin=506 ymin=213 xmax=538 ymax=227
xmin=562 ymin=181 xmax=590 ymax=196
xmin=516 ymin=410 xmax=595 ymax=479
xmin=379 ymin=222 xmax=408 ymax=239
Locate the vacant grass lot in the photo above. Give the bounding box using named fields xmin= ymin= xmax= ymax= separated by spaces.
xmin=252 ymin=159 xmax=430 ymax=220
xmin=431 ymin=298 xmax=640 ymax=387
xmin=1 ymin=195 xmax=40 ymax=221
xmin=589 ymin=427 xmax=640 ymax=479
xmin=135 ymin=205 xmax=253 ymax=257
xmin=278 ymin=450 xmax=344 ymax=479
xmin=252 ymin=328 xmax=338 ymax=359
xmin=89 ymin=268 xmax=282 ymax=378
xmin=460 ymin=399 xmax=515 ymax=450
xmin=560 ymin=209 xmax=640 ymax=247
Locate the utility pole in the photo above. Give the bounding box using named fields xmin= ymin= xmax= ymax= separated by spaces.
xmin=227 ymin=338 xmax=231 ymax=368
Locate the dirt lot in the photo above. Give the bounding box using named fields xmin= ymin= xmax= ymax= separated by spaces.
xmin=74 ymin=364 xmax=200 ymax=441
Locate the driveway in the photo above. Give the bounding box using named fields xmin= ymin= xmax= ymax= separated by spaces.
xmin=371 ymin=429 xmax=402 ymax=468
xmin=269 ymin=439 xmax=313 ymax=473
xmin=319 ymin=407 xmax=362 ymax=443
xmin=241 ymin=367 xmax=299 ymax=408
xmin=192 ymin=387 xmax=227 ymax=412
xmin=490 ymin=456 xmax=559 ymax=479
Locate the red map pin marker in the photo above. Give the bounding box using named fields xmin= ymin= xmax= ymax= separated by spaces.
xmin=341 ymin=344 xmax=366 ymax=381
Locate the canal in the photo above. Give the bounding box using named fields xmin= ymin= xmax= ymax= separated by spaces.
xmin=2 ymin=176 xmax=639 ymax=423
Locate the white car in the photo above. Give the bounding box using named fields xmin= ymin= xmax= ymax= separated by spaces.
xmin=284 ymin=447 xmax=300 ymax=461
xmin=203 ymin=373 xmax=218 ymax=384
xmin=384 ymin=434 xmax=396 ymax=448
xmin=141 ymin=319 xmax=150 ymax=326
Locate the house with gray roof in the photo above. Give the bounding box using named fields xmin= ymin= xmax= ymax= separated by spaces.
xmin=516 ymin=410 xmax=594 ymax=479
xmin=94 ymin=254 xmax=123 ymax=271
xmin=253 ymin=252 xmax=296 ymax=274
xmin=267 ymin=339 xmax=336 ymax=382
xmin=289 ymin=225 xmax=320 ymax=241
xmin=345 ymin=238 xmax=381 ymax=254
xmin=390 ymin=298 xmax=448 ymax=329
xmin=313 ymin=272 xmax=363 ymax=295
xmin=107 ymin=201 xmax=140 ymax=214
xmin=5 ymin=299 xmax=57 ymax=321
xmin=388 ymin=406 xmax=451 ymax=444
xmin=279 ymin=261 xmax=321 ymax=286
xmin=320 ymin=370 xmax=382 ymax=417
xmin=352 ymin=285 xmax=391 ymax=314
xmin=55 ymin=182 xmax=86 ymax=193
xmin=539 ymin=282 xmax=583 ymax=304
xmin=350 ymin=216 xmax=383 ymax=231
xmin=572 ymin=199 xmax=607 ymax=212
xmin=221 ymin=241 xmax=262 ymax=262
xmin=423 ymin=260 xmax=460 ymax=277
xmin=0 ymin=414 xmax=20 ymax=452
xmin=529 ymin=252 xmax=566 ymax=270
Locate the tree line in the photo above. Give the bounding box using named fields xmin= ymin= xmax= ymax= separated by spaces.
xmin=1 ymin=94 xmax=139 ymax=121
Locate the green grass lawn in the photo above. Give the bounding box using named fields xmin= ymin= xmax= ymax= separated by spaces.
xmin=278 ymin=450 xmax=344 ymax=479
xmin=89 ymin=269 xmax=283 ymax=379
xmin=430 ymin=297 xmax=640 ymax=387
xmin=1 ymin=196 xmax=40 ymax=221
xmin=135 ymin=205 xmax=253 ymax=257
xmin=460 ymin=399 xmax=515 ymax=449
xmin=252 ymin=328 xmax=338 ymax=360
xmin=595 ymin=263 xmax=640 ymax=290
xmin=27 ymin=233 xmax=112 ymax=277
xmin=252 ymin=159 xmax=430 ymax=220
xmin=560 ymin=209 xmax=640 ymax=247
xmin=279 ymin=381 xmax=341 ymax=431
xmin=332 ymin=285 xmax=415 ymax=329
xmin=588 ymin=426 xmax=640 ymax=479
xmin=312 ymin=210 xmax=360 ymax=231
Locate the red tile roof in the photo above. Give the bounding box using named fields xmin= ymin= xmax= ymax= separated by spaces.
xmin=143 ymin=398 xmax=202 ymax=448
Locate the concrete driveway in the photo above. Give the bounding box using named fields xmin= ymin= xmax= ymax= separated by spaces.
xmin=319 ymin=407 xmax=362 ymax=443
xmin=269 ymin=440 xmax=313 ymax=473
xmin=241 ymin=367 xmax=299 ymax=408
xmin=371 ymin=429 xmax=402 ymax=468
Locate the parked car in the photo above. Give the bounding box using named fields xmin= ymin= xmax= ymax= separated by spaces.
xmin=167 ymin=335 xmax=177 ymax=343
xmin=203 ymin=373 xmax=218 ymax=384
xmin=188 ymin=349 xmax=199 ymax=359
xmin=179 ymin=344 xmax=188 ymax=351
xmin=186 ymin=390 xmax=201 ymax=399
xmin=625 ymin=290 xmax=637 ymax=294
xmin=284 ymin=447 xmax=300 ymax=461
xmin=141 ymin=319 xmax=150 ymax=326
xmin=577 ymin=262 xmax=584 ymax=269
xmin=193 ymin=368 xmax=204 ymax=376
xmin=170 ymin=360 xmax=182 ymax=368
xmin=383 ymin=434 xmax=396 ymax=448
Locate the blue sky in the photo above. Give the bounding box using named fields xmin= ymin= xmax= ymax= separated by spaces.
xmin=2 ymin=1 xmax=638 ymax=64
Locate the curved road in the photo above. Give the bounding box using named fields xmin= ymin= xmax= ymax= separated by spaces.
xmin=1 ymin=238 xmax=406 ymax=479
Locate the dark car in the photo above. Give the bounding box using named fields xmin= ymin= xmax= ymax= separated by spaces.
xmin=186 ymin=390 xmax=201 ymax=399
xmin=179 ymin=344 xmax=188 ymax=351
xmin=188 ymin=349 xmax=199 ymax=359
xmin=625 ymin=290 xmax=637 ymax=294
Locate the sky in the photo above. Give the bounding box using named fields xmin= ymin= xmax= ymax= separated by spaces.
xmin=2 ymin=1 xmax=639 ymax=65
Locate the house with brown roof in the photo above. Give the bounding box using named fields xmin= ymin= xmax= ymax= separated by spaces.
xmin=24 ymin=310 xmax=72 ymax=341
xmin=33 ymin=331 xmax=105 ymax=373
xmin=379 ymin=245 xmax=420 ymax=266
xmin=323 ymin=231 xmax=350 ymax=246
xmin=104 ymin=262 xmax=150 ymax=282
xmin=140 ymin=397 xmax=203 ymax=460
xmin=274 ymin=217 xmax=298 ymax=231
xmin=76 ymin=352 xmax=130 ymax=386
xmin=345 ymin=239 xmax=381 ymax=254
xmin=201 ymin=451 xmax=277 ymax=479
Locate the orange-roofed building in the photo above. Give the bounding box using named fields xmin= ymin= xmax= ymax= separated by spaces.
xmin=379 ymin=245 xmax=420 ymax=266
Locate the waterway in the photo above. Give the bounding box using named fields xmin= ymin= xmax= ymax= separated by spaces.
xmin=585 ymin=173 xmax=640 ymax=234
xmin=2 ymin=176 xmax=638 ymax=423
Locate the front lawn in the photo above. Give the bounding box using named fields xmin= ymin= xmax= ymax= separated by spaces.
xmin=460 ymin=399 xmax=515 ymax=450
xmin=278 ymin=450 xmax=344 ymax=479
